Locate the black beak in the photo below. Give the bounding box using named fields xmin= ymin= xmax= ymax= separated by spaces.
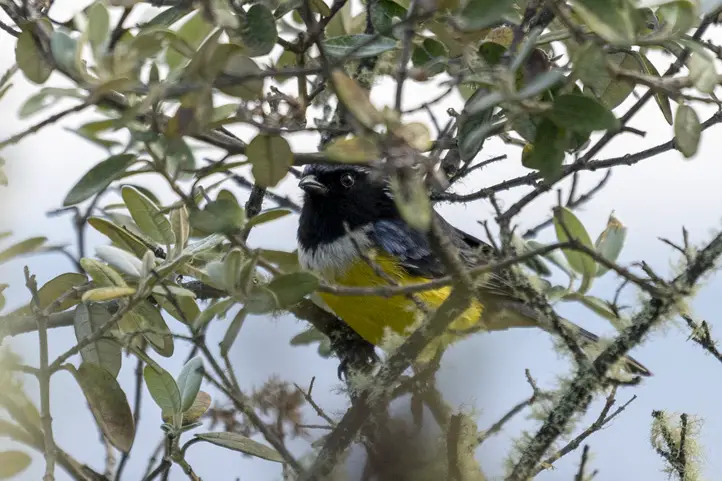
xmin=299 ymin=175 xmax=328 ymax=195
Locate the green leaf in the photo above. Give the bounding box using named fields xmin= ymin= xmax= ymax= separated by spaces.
xmin=166 ymin=11 xmax=214 ymax=71
xmin=565 ymin=292 xmax=626 ymax=330
xmin=238 ymin=4 xmax=277 ymax=57
xmin=546 ymin=94 xmax=619 ymax=132
xmin=245 ymin=208 xmax=292 ymax=231
xmin=370 ymin=0 xmax=407 ymax=32
xmin=193 ymin=297 xmax=235 ymax=332
xmin=87 ymin=1 xmax=111 ymax=56
xmin=19 ymin=88 xmax=84 ymax=119
xmin=50 ymin=30 xmax=78 ymax=73
xmin=521 ymin=119 xmax=565 ymax=180
xmin=154 ymin=294 xmax=200 ymax=325
xmin=144 ymin=364 xmax=182 ymax=414
xmin=457 ymin=109 xmax=497 ymax=161
xmin=189 ymin=197 xmax=245 ymax=235
xmin=0 ymin=451 xmax=32 ymax=479
xmin=122 ymin=186 xmax=175 ymax=245
xmin=220 ymin=308 xmax=247 ymax=356
xmin=637 ymin=53 xmax=673 ymax=125
xmin=411 ymin=38 xmax=446 ymax=77
xmin=674 ymin=104 xmax=700 ymax=159
xmin=268 ymin=271 xmax=319 ymax=307
xmin=687 ymin=51 xmax=717 ymax=94
xmin=290 ymin=326 xmax=327 ymax=345
xmin=0 ymin=237 xmax=47 ymax=265
xmin=74 ymin=303 xmax=122 ymax=377
xmin=16 ymin=30 xmax=53 ymax=84
xmin=594 ymin=213 xmax=627 ymax=276
xmin=88 ymin=216 xmax=152 ymax=258
xmin=82 ymin=286 xmax=136 ymax=302
xmin=572 ymin=42 xmax=607 ymax=87
xmin=73 ymin=362 xmax=135 ymax=452
xmin=217 ymin=48 xmax=264 ymax=100
xmin=139 ymin=5 xmax=193 ymax=28
xmin=457 ymin=0 xmax=515 ymax=31
xmin=126 ymin=301 xmax=174 ymax=357
xmin=95 ymin=245 xmax=143 ymax=277
xmin=583 ymin=52 xmax=638 ymax=109
xmin=570 ymin=0 xmax=636 ymax=44
xmin=163 ymin=391 xmax=212 ymax=425
xmin=176 ymin=357 xmax=204 ymax=413
xmin=322 ymin=34 xmax=397 ymax=59
xmin=64 ymin=154 xmax=136 ymax=206
xmin=194 ymin=432 xmax=285 ymax=462
xmin=248 ymin=134 xmax=293 ymax=188
xmin=389 ymin=171 xmax=432 ymax=232
xmin=331 ymin=70 xmax=383 ymax=129
xmin=655 ymin=0 xmax=696 ymax=39
xmin=81 ymin=257 xmax=127 ymax=287
xmin=553 ymin=206 xmax=597 ymax=293
xmin=324 ymin=136 xmax=381 ymax=163
xmin=35 ymin=272 xmax=87 ymax=312
xmin=526 ymin=239 xmax=574 ymax=279
xmin=170 ymin=205 xmax=190 ymax=257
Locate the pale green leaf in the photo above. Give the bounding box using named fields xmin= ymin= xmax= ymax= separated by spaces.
xmin=74 ymin=303 xmax=122 ymax=377
xmin=195 ymin=432 xmax=285 ymax=462
xmin=0 ymin=451 xmax=31 ymax=479
xmin=176 ymin=357 xmax=204 ymax=413
xmin=16 ymin=30 xmax=53 ymax=84
xmin=674 ymin=104 xmax=700 ymax=158
xmin=122 ymin=186 xmax=175 ymax=245
xmin=144 ymin=365 xmax=182 ymax=414
xmin=63 ymin=154 xmax=136 ymax=206
xmin=248 ymin=134 xmax=293 ymax=187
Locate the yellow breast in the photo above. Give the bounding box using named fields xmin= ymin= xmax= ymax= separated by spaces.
xmin=317 ymin=250 xmax=484 ymax=360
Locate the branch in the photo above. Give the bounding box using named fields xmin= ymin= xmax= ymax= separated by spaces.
xmin=507 ymin=230 xmax=722 ymax=480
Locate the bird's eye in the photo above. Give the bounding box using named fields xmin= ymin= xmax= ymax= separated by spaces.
xmin=340 ymin=173 xmax=355 ymax=188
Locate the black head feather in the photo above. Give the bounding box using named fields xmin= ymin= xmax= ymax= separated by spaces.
xmin=297 ymin=165 xmax=398 ymax=249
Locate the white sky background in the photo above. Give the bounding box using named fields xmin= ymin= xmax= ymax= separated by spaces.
xmin=2 ymin=1 xmax=722 ymax=480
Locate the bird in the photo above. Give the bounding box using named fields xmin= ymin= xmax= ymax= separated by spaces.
xmin=296 ymin=163 xmax=651 ymax=377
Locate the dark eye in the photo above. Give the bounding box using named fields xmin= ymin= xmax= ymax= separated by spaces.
xmin=340 ymin=173 xmax=355 ymax=188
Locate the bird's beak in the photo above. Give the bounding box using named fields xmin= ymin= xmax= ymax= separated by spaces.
xmin=298 ymin=175 xmax=328 ymax=195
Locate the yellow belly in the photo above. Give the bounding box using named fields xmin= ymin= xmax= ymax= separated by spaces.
xmin=317 ymin=251 xmax=484 ymax=359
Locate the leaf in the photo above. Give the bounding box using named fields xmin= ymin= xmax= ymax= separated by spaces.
xmin=594 ymin=213 xmax=627 ymax=276
xmin=50 ymin=30 xmax=78 ymax=74
xmin=637 ymin=53 xmax=673 ymax=125
xmin=189 ymin=198 xmax=245 ymax=234
xmin=81 ymin=257 xmax=127 ymax=287
xmin=127 ymin=301 xmax=174 ymax=357
xmin=73 ymin=362 xmax=135 ymax=452
xmin=176 ymin=357 xmax=204 ymax=413
xmin=322 ymin=34 xmax=397 ymax=59
xmin=572 ymin=42 xmax=607 ymax=88
xmin=220 ymin=308 xmax=247 ymax=356
xmin=170 ymin=205 xmax=190 ymax=257
xmin=74 ymin=303 xmax=122 ymax=377
xmin=0 ymin=237 xmax=47 ymax=265
xmin=331 ymin=70 xmax=383 ymax=129
xmin=457 ymin=0 xmax=515 ymax=31
xmin=245 ymin=208 xmax=292 ymax=230
xmin=154 ymin=294 xmax=200 ymax=325
xmin=370 ymin=0 xmax=407 ymax=33
xmin=63 ymin=154 xmax=136 ymax=206
xmin=16 ymin=30 xmax=53 ymax=84
xmin=238 ymin=4 xmax=277 ymax=57
xmin=583 ymin=52 xmax=638 ymax=109
xmin=122 ymin=186 xmax=175 ymax=245
xmin=655 ymin=0 xmax=696 ymax=39
xmin=144 ymin=365 xmax=182 ymax=414
xmin=290 ymin=326 xmax=327 ymax=345
xmin=217 ymin=48 xmax=264 ymax=100
xmin=521 ymin=120 xmax=565 ymax=181
xmin=411 ymin=38 xmax=447 ymax=76
xmin=565 ymin=292 xmax=625 ymax=330
xmin=82 ymin=286 xmax=136 ymax=302
xmin=570 ymin=0 xmax=636 ymax=44
xmin=193 ymin=297 xmax=235 ymax=331
xmin=389 ymin=171 xmax=432 ymax=232
xmin=95 ymin=245 xmax=143 ymax=277
xmin=247 ymin=134 xmax=294 ymax=187
xmin=687 ymin=51 xmax=717 ymax=94
xmin=87 ymin=1 xmax=111 ymax=56
xmin=324 ymin=136 xmax=380 ymax=163
xmin=35 ymin=272 xmax=87 ymax=312
xmin=166 ymin=10 xmax=214 ymax=70
xmin=546 ymin=94 xmax=619 ymax=132
xmin=553 ymin=206 xmax=597 ymax=293
xmin=195 ymin=432 xmax=285 ymax=462
xmin=163 ymin=391 xmax=212 ymax=425
xmin=674 ymin=104 xmax=700 ymax=159
xmin=88 ymin=216 xmax=151 ymax=258
xmin=19 ymin=87 xmax=84 ymax=119
xmin=0 ymin=451 xmax=31 ymax=479
xmin=394 ymin=122 xmax=432 ymax=151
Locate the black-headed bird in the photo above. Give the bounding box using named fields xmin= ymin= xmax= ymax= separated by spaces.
xmin=296 ymin=164 xmax=651 ymax=377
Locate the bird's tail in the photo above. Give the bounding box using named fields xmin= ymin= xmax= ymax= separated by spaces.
xmin=560 ymin=318 xmax=652 ymax=377
xmin=485 ymin=298 xmax=652 ymax=377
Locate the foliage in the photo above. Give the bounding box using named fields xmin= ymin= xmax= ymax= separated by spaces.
xmin=0 ymin=0 xmax=721 ymax=480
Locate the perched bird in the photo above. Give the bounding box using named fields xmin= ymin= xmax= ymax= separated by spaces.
xmin=296 ymin=164 xmax=651 ymax=377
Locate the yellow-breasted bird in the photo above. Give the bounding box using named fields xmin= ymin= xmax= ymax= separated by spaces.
xmin=296 ymin=164 xmax=651 ymax=377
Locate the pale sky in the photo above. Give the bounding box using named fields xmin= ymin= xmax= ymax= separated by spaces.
xmin=2 ymin=2 xmax=722 ymax=480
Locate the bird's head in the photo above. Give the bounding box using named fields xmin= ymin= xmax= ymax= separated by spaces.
xmin=297 ymin=164 xmax=397 ymax=246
